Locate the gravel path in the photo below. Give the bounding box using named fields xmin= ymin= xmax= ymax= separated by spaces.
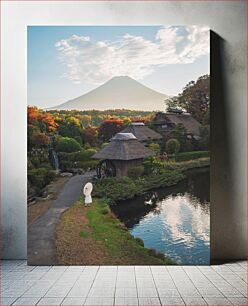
xmin=28 ymin=171 xmax=94 ymax=265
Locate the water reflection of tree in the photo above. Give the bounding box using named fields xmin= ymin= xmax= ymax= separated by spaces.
xmin=181 ymin=193 xmax=209 ymax=215
xmin=144 ymin=191 xmax=159 ymax=205
xmin=112 ymin=168 xmax=210 ymax=228
xmin=112 ymin=193 xmax=157 ymax=228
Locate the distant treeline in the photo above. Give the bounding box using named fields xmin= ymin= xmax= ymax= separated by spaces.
xmin=48 ymin=109 xmax=155 ymax=128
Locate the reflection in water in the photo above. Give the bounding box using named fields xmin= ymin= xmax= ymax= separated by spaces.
xmin=112 ymin=168 xmax=210 ymax=265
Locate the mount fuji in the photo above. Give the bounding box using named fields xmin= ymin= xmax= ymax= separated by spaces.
xmin=48 ymin=76 xmax=169 ymax=111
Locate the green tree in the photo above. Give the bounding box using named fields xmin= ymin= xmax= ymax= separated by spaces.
xmin=80 ymin=115 xmax=92 ymax=127
xmin=148 ymin=143 xmax=161 ymax=156
xmin=166 ymin=139 xmax=180 ymax=154
xmin=57 ymin=137 xmax=82 ymax=153
xmin=171 ymin=123 xmax=187 ymax=149
xmin=58 ymin=116 xmax=82 ymax=139
xmin=166 ymin=75 xmax=210 ymax=124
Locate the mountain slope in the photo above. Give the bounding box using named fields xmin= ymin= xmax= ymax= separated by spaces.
xmin=49 ymin=76 xmax=169 ymax=111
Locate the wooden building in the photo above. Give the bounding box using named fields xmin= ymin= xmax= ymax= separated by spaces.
xmin=120 ymin=122 xmax=162 ymax=145
xmin=92 ymin=132 xmax=154 ymax=177
xmin=152 ymin=110 xmax=201 ymax=140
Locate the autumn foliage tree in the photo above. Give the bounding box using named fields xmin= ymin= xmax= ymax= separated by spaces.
xmin=39 ymin=113 xmax=58 ymax=132
xmin=131 ymin=117 xmax=149 ymax=124
xmin=31 ymin=133 xmax=50 ymax=148
xmin=81 ymin=126 xmax=100 ymax=147
xmin=98 ymin=119 xmax=124 ymax=141
xmin=27 ymin=106 xmax=40 ymax=123
xmin=27 ymin=106 xmax=58 ymax=133
xmin=27 ymin=107 xmax=58 ymax=153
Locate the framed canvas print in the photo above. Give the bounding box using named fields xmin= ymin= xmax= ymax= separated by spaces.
xmin=27 ymin=25 xmax=210 ymax=265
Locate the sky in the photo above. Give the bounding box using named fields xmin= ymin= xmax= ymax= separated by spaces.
xmin=28 ymin=26 xmax=210 ymax=109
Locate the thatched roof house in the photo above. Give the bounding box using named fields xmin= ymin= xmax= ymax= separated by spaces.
xmin=120 ymin=122 xmax=162 ymax=144
xmin=93 ymin=133 xmax=154 ymax=176
xmin=152 ymin=111 xmax=201 ymax=138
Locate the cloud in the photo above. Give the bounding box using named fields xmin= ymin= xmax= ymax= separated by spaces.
xmin=55 ymin=26 xmax=209 ymax=85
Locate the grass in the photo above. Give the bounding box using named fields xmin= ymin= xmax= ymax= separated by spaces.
xmin=86 ymin=199 xmax=175 ymax=265
xmin=79 ymin=230 xmax=90 ymax=238
xmin=56 ymin=199 xmax=175 ymax=265
xmin=56 ymin=201 xmax=105 ymax=265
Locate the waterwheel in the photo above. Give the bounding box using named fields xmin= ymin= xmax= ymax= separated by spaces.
xmin=96 ymin=159 xmax=116 ymax=178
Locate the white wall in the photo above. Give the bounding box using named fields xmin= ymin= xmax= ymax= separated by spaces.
xmin=1 ymin=1 xmax=247 ymax=260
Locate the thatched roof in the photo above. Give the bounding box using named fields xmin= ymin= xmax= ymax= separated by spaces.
xmin=153 ymin=112 xmax=201 ymax=136
xmin=165 ymin=113 xmax=201 ymax=136
xmin=92 ymin=132 xmax=154 ymax=160
xmin=121 ymin=122 xmax=162 ymax=142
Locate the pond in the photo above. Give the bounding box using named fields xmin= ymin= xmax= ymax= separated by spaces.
xmin=112 ymin=167 xmax=210 ymax=265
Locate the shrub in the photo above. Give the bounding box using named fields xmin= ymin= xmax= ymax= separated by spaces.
xmin=93 ymin=176 xmax=141 ymax=202
xmin=162 ymin=158 xmax=210 ymax=171
xmin=58 ymin=149 xmax=97 ymax=162
xmin=78 ymin=149 xmax=97 ymax=160
xmin=59 ymin=160 xmax=72 ymax=172
xmin=141 ymin=170 xmax=185 ymax=191
xmin=148 ymin=143 xmax=160 ymax=156
xmin=143 ymin=153 xmax=210 ymax=175
xmin=28 ymin=155 xmax=40 ymax=168
xmin=57 ymin=137 xmax=81 ymax=153
xmin=28 ymin=149 xmax=50 ymax=168
xmin=28 ymin=167 xmax=55 ymax=195
xmin=170 ymin=151 xmax=209 ymax=162
xmin=58 ymin=152 xmax=72 ymax=162
xmin=127 ymin=165 xmax=144 ymax=178
xmin=77 ymin=160 xmax=98 ymax=170
xmin=143 ymin=157 xmax=156 ymax=174
xmin=59 ymin=160 xmax=98 ymax=172
xmin=93 ymin=170 xmax=184 ymax=203
xmin=143 ymin=157 xmax=165 ymax=175
xmin=166 ymin=138 xmax=180 ymax=154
